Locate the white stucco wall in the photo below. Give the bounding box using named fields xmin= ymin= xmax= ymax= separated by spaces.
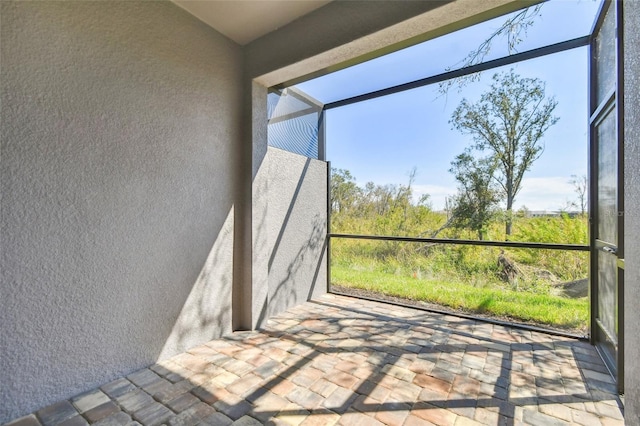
xmin=247 ymin=139 xmax=328 ymax=328
xmin=0 ymin=1 xmax=242 ymax=421
xmin=264 ymin=148 xmax=328 ymax=323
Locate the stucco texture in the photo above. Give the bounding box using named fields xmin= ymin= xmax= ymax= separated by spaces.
xmin=0 ymin=1 xmax=242 ymax=421
xmin=264 ymin=148 xmax=327 ymax=323
xmin=248 ymin=145 xmax=328 ymax=330
xmin=623 ymin=2 xmax=640 ymax=424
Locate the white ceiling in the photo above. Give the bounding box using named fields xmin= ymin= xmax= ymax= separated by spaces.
xmin=172 ymin=0 xmax=333 ymax=45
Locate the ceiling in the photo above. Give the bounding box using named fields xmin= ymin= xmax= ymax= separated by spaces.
xmin=172 ymin=0 xmax=333 ymax=45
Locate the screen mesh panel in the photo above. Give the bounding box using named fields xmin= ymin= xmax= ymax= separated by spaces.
xmin=268 ymin=88 xmax=323 ymax=159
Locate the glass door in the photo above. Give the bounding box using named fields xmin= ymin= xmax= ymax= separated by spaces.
xmin=589 ymin=0 xmax=623 ymax=393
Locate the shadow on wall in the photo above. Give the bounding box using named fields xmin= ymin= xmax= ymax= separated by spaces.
xmin=266 ymin=215 xmax=327 ymax=324
xmin=0 ymin=2 xmax=242 ymax=421
xmin=261 ymin=149 xmax=328 ymax=326
xmin=159 ymin=207 xmax=235 ymax=360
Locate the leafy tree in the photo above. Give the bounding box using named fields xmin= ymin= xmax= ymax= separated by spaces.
xmin=450 ymin=70 xmax=559 ymax=236
xmin=449 ymin=151 xmax=500 ymax=240
xmin=330 ymin=168 xmax=361 ymax=214
xmin=360 ymin=169 xmax=417 ymax=235
xmin=329 ymin=167 xmax=444 ymax=238
xmin=363 ymin=182 xmax=396 ymax=216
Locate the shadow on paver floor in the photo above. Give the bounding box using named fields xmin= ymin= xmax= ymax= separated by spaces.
xmin=7 ymin=294 xmax=625 ymax=426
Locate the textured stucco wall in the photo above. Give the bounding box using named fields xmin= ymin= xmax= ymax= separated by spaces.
xmin=264 ymin=148 xmax=327 ymax=323
xmin=0 ymin=1 xmax=242 ymax=421
xmin=623 ymin=2 xmax=640 ymax=424
xmin=250 ymin=82 xmax=271 ymax=330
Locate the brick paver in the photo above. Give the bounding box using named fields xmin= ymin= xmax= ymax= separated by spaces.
xmin=4 ymin=294 xmax=625 ymax=425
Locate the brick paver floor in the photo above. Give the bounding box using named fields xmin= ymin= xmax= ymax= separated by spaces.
xmin=6 ymin=294 xmax=625 ymax=426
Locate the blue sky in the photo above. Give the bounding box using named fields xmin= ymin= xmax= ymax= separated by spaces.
xmin=293 ymin=0 xmax=601 ymax=211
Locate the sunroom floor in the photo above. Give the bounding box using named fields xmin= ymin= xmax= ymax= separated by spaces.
xmin=7 ymin=294 xmax=624 ymax=426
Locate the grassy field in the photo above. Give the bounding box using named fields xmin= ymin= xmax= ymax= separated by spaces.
xmin=329 ymin=214 xmax=590 ymax=333
xmin=331 ymin=265 xmax=589 ymax=333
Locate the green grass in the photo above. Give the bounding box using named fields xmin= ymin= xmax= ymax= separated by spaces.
xmin=329 ymin=212 xmax=589 ymax=332
xmin=331 ymin=265 xmax=589 ymax=331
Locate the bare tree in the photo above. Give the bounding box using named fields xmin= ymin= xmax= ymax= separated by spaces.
xmin=570 ymin=174 xmax=588 ymax=215
xmin=439 ymin=3 xmax=544 ymax=95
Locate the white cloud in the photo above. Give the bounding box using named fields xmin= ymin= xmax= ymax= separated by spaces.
xmin=412 ymin=184 xmax=454 ymax=210
xmin=511 ymin=177 xmax=576 ymax=211
xmin=411 ymin=177 xmax=578 ymax=212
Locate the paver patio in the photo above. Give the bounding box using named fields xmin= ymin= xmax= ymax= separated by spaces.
xmin=6 ymin=294 xmax=624 ymax=426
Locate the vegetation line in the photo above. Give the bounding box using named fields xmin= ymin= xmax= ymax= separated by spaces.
xmin=330 ymin=233 xmax=589 ymax=251
xmin=331 ymin=266 xmax=589 ymax=333
xmin=329 ymin=288 xmax=587 ymax=340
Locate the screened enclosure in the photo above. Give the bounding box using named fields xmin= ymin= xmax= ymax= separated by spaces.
xmin=267 ymin=0 xmax=624 ymax=393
